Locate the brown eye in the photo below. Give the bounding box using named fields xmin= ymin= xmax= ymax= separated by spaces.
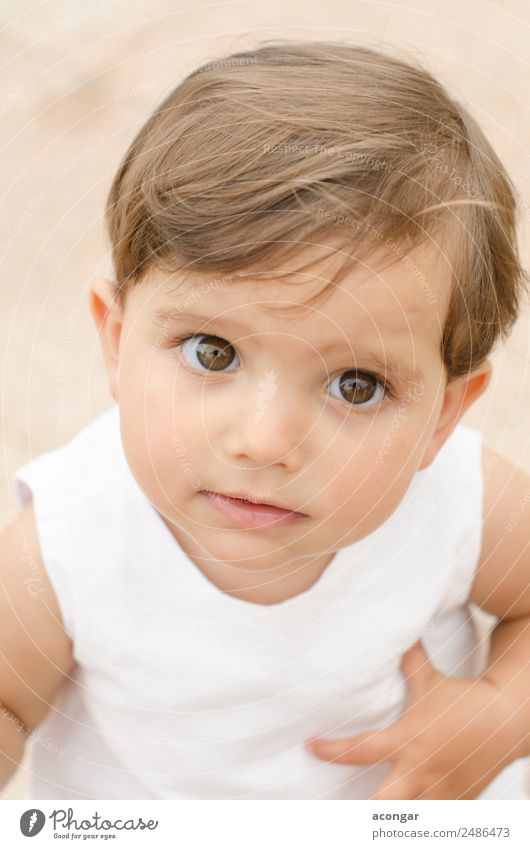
xmin=180 ymin=334 xmax=238 ymax=372
xmin=330 ymin=370 xmax=386 ymax=408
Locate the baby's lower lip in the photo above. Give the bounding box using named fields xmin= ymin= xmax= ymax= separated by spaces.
xmin=200 ymin=491 xmax=308 ymax=529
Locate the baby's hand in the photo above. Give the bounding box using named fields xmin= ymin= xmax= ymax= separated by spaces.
xmin=306 ymin=640 xmax=519 ymax=799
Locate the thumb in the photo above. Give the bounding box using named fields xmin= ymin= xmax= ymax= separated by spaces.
xmin=306 ymin=728 xmax=392 ymax=765
xmin=371 ymin=766 xmax=415 ymax=800
xmin=401 ymin=639 xmax=437 ymax=698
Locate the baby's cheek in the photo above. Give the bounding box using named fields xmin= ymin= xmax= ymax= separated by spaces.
xmin=329 ymin=445 xmax=411 ymax=536
xmin=326 ymin=456 xmax=376 ymax=520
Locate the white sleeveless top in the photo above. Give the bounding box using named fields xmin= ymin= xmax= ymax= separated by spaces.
xmin=13 ymin=404 xmax=529 ymax=799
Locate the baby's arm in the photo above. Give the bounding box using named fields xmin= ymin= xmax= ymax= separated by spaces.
xmin=307 ymin=443 xmax=530 ymax=798
xmin=466 ymin=445 xmax=530 ymax=739
xmin=0 ymin=503 xmax=74 ymax=788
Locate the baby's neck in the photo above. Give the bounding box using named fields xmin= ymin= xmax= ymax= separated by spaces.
xmin=160 ymin=515 xmax=336 ymax=604
xmin=189 ymin=550 xmax=336 ymax=605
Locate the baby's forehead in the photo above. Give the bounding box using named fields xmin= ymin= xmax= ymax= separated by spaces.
xmin=152 ymin=238 xmax=449 ymax=343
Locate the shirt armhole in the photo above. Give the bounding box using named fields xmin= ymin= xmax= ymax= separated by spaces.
xmin=435 ymin=425 xmax=485 ymax=614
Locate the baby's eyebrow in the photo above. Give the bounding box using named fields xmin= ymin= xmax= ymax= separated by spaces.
xmin=154 ymin=307 xmax=250 ymax=334
xmin=153 ymin=307 xmax=424 ymax=387
xmin=349 ymin=352 xmax=424 ymax=387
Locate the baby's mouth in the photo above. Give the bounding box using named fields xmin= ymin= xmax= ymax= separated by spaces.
xmin=200 ymin=490 xmax=309 ymax=529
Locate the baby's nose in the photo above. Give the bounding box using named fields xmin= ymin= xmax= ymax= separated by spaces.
xmin=223 ymin=376 xmax=308 ymax=470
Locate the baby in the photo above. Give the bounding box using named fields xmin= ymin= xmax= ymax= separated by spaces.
xmin=1 ymin=40 xmax=530 ymax=800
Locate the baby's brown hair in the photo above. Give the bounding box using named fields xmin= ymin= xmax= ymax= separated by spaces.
xmin=106 ymin=40 xmax=528 ymax=380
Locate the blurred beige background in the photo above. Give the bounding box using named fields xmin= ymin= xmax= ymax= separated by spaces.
xmin=1 ymin=0 xmax=529 ymax=799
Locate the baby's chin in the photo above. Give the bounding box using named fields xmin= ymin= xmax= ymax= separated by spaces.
xmin=161 ymin=505 xmax=333 ymax=569
xmin=187 ymin=522 xmax=322 ymax=564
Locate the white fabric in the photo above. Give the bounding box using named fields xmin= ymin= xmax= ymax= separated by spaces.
xmin=13 ymin=404 xmax=529 ymax=799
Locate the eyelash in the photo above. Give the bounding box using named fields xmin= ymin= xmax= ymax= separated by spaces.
xmin=169 ymin=332 xmax=397 ymax=405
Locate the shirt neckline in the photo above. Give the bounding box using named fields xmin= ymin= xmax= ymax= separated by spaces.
xmin=144 ymin=497 xmax=394 ymax=612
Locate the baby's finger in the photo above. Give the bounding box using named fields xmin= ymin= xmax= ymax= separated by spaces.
xmin=306 ymin=729 xmax=391 ymax=765
xmin=371 ymin=769 xmax=418 ymax=800
xmin=401 ymin=640 xmax=440 ymax=703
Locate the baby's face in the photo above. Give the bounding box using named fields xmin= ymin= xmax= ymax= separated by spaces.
xmin=92 ymin=237 xmax=485 ymax=571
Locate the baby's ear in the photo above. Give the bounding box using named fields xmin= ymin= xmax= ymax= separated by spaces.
xmin=418 ymin=360 xmax=492 ymax=470
xmin=88 ymin=278 xmax=123 ymax=403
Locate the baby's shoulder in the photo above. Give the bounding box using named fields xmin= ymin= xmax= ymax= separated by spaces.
xmin=14 ymin=405 xmax=122 ymax=510
xmin=480 ymin=442 xmax=530 ymax=527
xmin=469 ymin=443 xmax=530 ymax=619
